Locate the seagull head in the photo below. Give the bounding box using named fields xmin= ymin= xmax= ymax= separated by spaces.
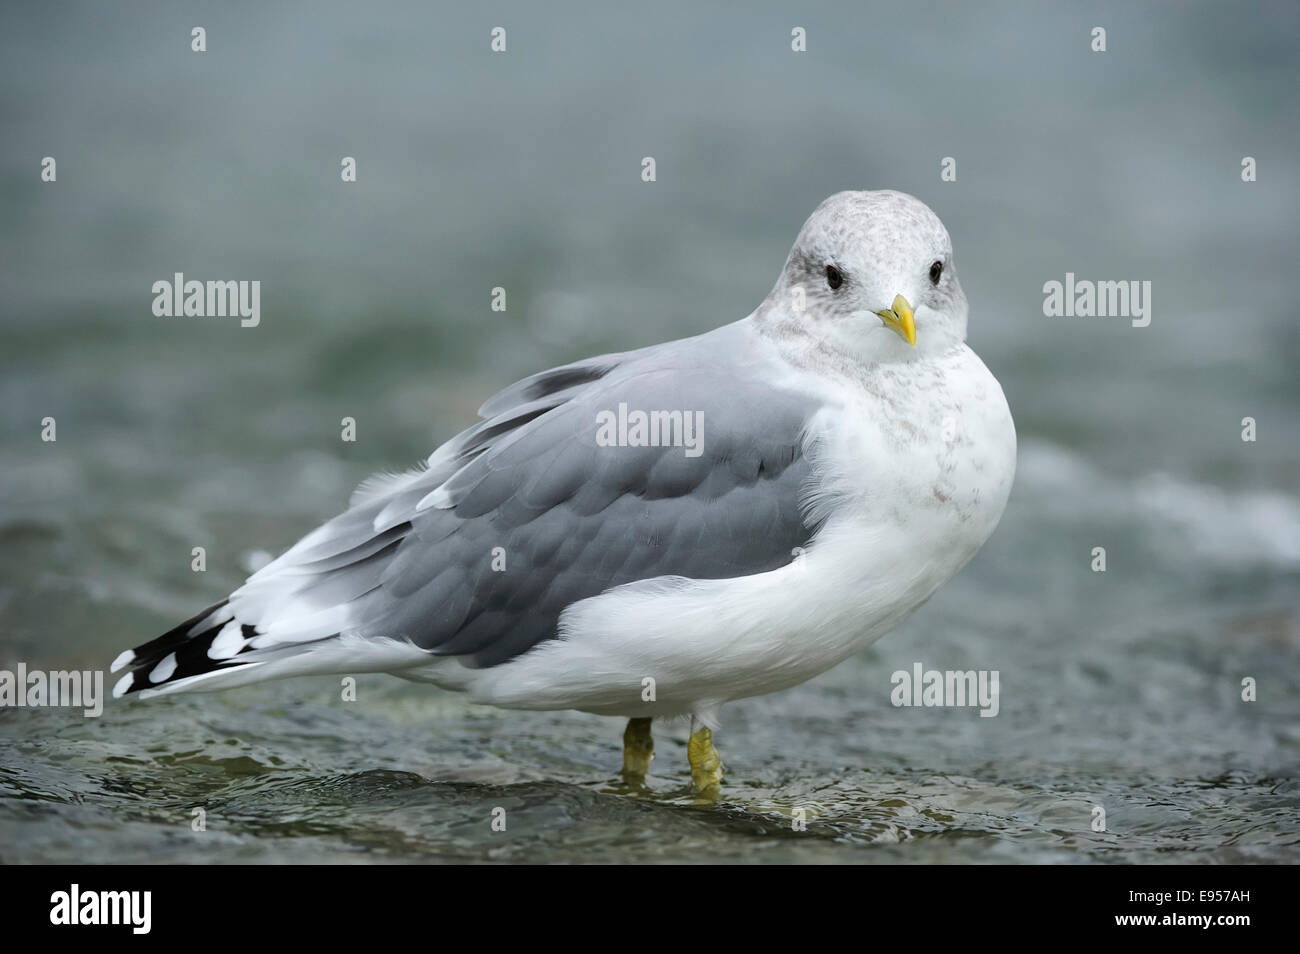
xmin=766 ymin=190 xmax=969 ymax=358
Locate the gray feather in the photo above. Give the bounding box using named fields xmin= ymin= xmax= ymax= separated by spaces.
xmin=228 ymin=322 xmax=821 ymax=668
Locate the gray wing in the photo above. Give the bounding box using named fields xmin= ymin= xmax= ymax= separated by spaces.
xmin=222 ymin=325 xmax=822 ymax=669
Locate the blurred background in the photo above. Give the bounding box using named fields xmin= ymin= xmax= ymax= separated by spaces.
xmin=1 ymin=1 xmax=1297 ymax=863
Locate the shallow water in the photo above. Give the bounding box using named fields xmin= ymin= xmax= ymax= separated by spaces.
xmin=4 ymin=622 xmax=1298 ymax=864
xmin=2 ymin=1 xmax=1299 ymax=863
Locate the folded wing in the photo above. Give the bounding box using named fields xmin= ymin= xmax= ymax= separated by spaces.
xmin=114 ymin=324 xmax=820 ymax=695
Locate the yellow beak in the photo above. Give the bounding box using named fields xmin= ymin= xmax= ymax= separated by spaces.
xmin=876 ymin=294 xmax=916 ymax=347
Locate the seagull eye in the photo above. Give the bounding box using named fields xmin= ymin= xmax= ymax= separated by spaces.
xmin=825 ymin=265 xmax=843 ymax=290
xmin=929 ymin=260 xmax=944 ymax=285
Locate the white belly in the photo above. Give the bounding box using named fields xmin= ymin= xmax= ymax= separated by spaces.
xmin=428 ymin=345 xmax=1016 ymax=718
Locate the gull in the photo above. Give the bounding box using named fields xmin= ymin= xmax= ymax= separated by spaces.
xmin=111 ymin=190 xmax=1017 ymax=797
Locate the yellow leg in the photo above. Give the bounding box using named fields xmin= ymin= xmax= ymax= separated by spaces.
xmin=687 ymin=721 xmax=723 ymax=798
xmin=622 ymin=717 xmax=654 ymax=778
